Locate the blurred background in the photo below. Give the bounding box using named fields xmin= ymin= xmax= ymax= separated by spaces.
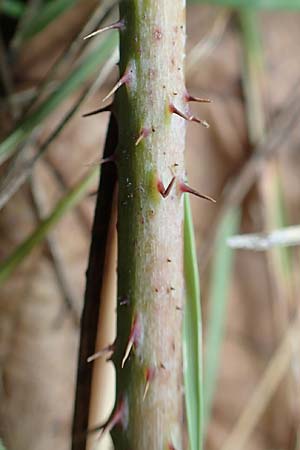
xmin=1 ymin=1 xmax=300 ymax=450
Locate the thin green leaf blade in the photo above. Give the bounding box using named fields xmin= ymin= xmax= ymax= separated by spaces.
xmin=204 ymin=209 xmax=240 ymax=427
xmin=23 ymin=0 xmax=80 ymax=39
xmin=1 ymin=0 xmax=24 ymax=17
xmin=184 ymin=195 xmax=203 ymax=450
xmin=0 ymin=166 xmax=99 ymax=286
xmin=0 ymin=33 xmax=117 ymax=163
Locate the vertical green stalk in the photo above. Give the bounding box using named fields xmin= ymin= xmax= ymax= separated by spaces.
xmin=204 ymin=209 xmax=239 ymax=427
xmin=239 ymin=8 xmax=265 ymax=144
xmin=112 ymin=2 xmax=187 ymax=449
xmin=184 ymin=196 xmax=204 ymax=450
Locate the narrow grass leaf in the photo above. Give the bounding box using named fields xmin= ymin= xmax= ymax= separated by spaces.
xmin=1 ymin=0 xmax=24 ymax=17
xmin=22 ymin=0 xmax=80 ymax=39
xmin=0 ymin=33 xmax=117 ymax=163
xmin=0 ymin=166 xmax=99 ymax=286
xmin=183 ymin=195 xmax=203 ymax=450
xmin=204 ymin=209 xmax=240 ymax=427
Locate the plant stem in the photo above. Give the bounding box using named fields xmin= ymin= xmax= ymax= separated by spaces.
xmin=112 ymin=2 xmax=187 ymax=449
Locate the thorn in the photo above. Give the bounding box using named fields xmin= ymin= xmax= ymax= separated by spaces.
xmin=135 ymin=127 xmax=151 ymax=146
xmin=179 ymin=182 xmax=216 ymax=203
xmin=121 ymin=314 xmax=141 ymax=368
xmin=143 ymin=367 xmax=156 ymax=401
xmin=121 ymin=339 xmax=133 ymax=369
xmin=98 ymin=152 xmax=117 ymax=165
xmin=87 ymin=343 xmax=115 ymax=363
xmin=82 ymin=104 xmax=112 ymax=117
xmin=157 ymin=176 xmax=176 ymax=198
xmin=185 ymin=93 xmax=212 ymax=103
xmin=83 ymin=19 xmax=125 ymax=40
xmin=103 ymin=70 xmax=131 ymax=103
xmin=98 ymin=396 xmax=127 ymax=440
xmin=100 ymin=154 xmax=116 ymax=164
xmin=168 ymin=441 xmax=178 ymax=450
xmin=169 ymin=103 xmax=209 ymax=128
xmin=86 ymin=153 xmax=116 ymax=169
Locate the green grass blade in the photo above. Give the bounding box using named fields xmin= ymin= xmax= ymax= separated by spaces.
xmin=1 ymin=0 xmax=24 ymax=17
xmin=0 ymin=166 xmax=99 ymax=286
xmin=188 ymin=0 xmax=300 ymax=9
xmin=203 ymin=209 xmax=240 ymax=428
xmin=183 ymin=195 xmax=203 ymax=450
xmin=22 ymin=0 xmax=79 ymax=39
xmin=0 ymin=33 xmax=117 ymax=164
xmin=239 ymin=8 xmax=265 ymax=144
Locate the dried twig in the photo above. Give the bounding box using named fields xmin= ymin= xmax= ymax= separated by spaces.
xmin=30 ymin=171 xmax=81 ymax=326
xmin=221 ymin=315 xmax=300 ymax=450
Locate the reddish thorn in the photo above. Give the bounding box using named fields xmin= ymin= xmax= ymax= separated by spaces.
xmin=87 ymin=342 xmax=115 ymax=363
xmin=83 ymin=19 xmax=125 ymax=40
xmin=100 ymin=154 xmax=116 ymax=165
xmin=179 ymin=182 xmax=216 ymax=203
xmin=169 ymin=103 xmax=209 ymax=128
xmin=143 ymin=367 xmax=156 ymax=401
xmin=168 ymin=442 xmax=178 ymax=450
xmin=121 ymin=314 xmax=141 ymax=368
xmin=157 ymin=176 xmax=176 ymax=198
xmin=103 ymin=69 xmax=131 ymax=102
xmin=190 ymin=116 xmax=210 ymax=128
xmin=185 ymin=93 xmax=212 ymax=103
xmin=99 ymin=396 xmax=127 ymax=439
xmin=82 ymin=104 xmax=112 ymax=117
xmin=135 ymin=127 xmax=151 ymax=146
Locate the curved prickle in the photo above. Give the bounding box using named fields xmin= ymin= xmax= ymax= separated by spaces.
xmin=169 ymin=103 xmax=209 ymax=128
xmin=84 ymin=19 xmax=125 ymax=40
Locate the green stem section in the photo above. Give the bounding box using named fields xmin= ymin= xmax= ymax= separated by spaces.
xmin=112 ymin=2 xmax=187 ymax=450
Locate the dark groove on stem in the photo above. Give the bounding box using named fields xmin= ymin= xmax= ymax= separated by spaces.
xmin=71 ymin=114 xmax=118 ymax=450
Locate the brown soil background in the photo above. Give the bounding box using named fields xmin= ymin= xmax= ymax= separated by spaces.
xmin=1 ymin=2 xmax=300 ymax=450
